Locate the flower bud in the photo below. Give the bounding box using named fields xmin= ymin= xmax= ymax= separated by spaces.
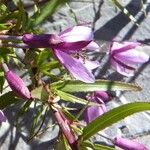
xmin=114 ymin=137 xmax=148 ymax=150
xmin=5 ymin=70 xmax=31 ymax=100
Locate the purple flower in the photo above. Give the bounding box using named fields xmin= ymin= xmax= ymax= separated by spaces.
xmin=113 ymin=137 xmax=148 ymax=150
xmin=4 ymin=68 xmax=31 ymax=100
xmin=0 ymin=110 xmax=7 ymax=123
xmin=110 ymin=41 xmax=149 ymax=76
xmin=84 ymin=91 xmax=110 ymax=123
xmin=23 ymin=25 xmax=99 ymax=83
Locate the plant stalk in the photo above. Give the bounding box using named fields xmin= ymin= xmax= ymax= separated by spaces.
xmin=0 ymin=35 xmax=23 ymax=41
xmin=54 ymin=109 xmax=78 ymax=150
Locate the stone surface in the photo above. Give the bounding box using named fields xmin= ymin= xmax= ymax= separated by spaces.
xmin=1 ymin=0 xmax=150 ymax=149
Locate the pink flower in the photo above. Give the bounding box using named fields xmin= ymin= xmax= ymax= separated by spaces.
xmin=84 ymin=91 xmax=110 ymax=123
xmin=3 ymin=63 xmax=31 ymax=100
xmin=110 ymin=41 xmax=149 ymax=76
xmin=23 ymin=25 xmax=99 ymax=83
xmin=113 ymin=137 xmax=148 ymax=150
xmin=0 ymin=110 xmax=7 ymax=123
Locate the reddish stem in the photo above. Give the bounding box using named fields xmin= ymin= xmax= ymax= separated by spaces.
xmin=54 ymin=110 xmax=78 ymax=150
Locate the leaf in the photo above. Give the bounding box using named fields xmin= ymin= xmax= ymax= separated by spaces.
xmin=55 ymin=134 xmax=72 ymax=150
xmin=15 ymin=100 xmax=32 ymax=126
xmin=0 ymin=24 xmax=9 ymax=30
xmin=23 ymin=49 xmax=38 ymax=65
xmin=56 ymin=90 xmax=100 ymax=107
xmin=0 ymin=11 xmax=19 ymax=23
xmin=56 ymin=90 xmax=90 ymax=105
xmin=30 ymin=104 xmax=46 ymax=137
xmin=0 ymin=71 xmax=4 ymax=93
xmin=93 ymin=144 xmax=115 ymax=150
xmin=40 ymin=61 xmax=60 ymax=71
xmin=62 ymin=108 xmax=76 ymax=121
xmin=41 ymin=71 xmax=60 ymax=81
xmin=112 ymin=0 xmax=138 ymax=26
xmin=51 ymin=80 xmax=141 ymax=93
xmin=28 ymin=0 xmax=68 ymax=28
xmin=0 ymin=91 xmax=19 ymax=109
xmin=37 ymin=50 xmax=51 ymax=66
xmin=16 ymin=100 xmax=32 ymax=117
xmin=15 ymin=0 xmax=27 ymax=31
xmin=82 ymin=102 xmax=150 ymax=141
xmin=80 ymin=141 xmax=115 ymax=150
xmin=31 ymin=86 xmax=49 ymax=102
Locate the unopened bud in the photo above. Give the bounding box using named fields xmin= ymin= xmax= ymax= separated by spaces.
xmin=114 ymin=137 xmax=148 ymax=150
xmin=5 ymin=69 xmax=31 ymax=100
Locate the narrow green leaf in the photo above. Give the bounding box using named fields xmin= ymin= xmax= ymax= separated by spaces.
xmin=37 ymin=50 xmax=51 ymax=66
xmin=0 ymin=11 xmax=19 ymax=23
xmin=15 ymin=0 xmax=25 ymax=31
xmin=56 ymin=90 xmax=88 ymax=105
xmin=0 ymin=71 xmax=4 ymax=93
xmin=15 ymin=100 xmax=32 ymax=127
xmin=30 ymin=105 xmax=46 ymax=137
xmin=112 ymin=0 xmax=138 ymax=26
xmin=0 ymin=91 xmax=19 ymax=109
xmin=41 ymin=71 xmax=61 ymax=81
xmin=93 ymin=144 xmax=115 ymax=150
xmin=23 ymin=49 xmax=38 ymax=65
xmin=51 ymin=80 xmax=141 ymax=93
xmin=55 ymin=134 xmax=72 ymax=150
xmin=16 ymin=100 xmax=32 ymax=118
xmin=80 ymin=141 xmax=115 ymax=150
xmin=0 ymin=24 xmax=9 ymax=30
xmin=40 ymin=61 xmax=60 ymax=71
xmin=28 ymin=0 xmax=68 ymax=27
xmin=18 ymin=0 xmax=28 ymax=30
xmin=62 ymin=108 xmax=76 ymax=121
xmin=82 ymin=102 xmax=150 ymax=140
xmin=56 ymin=90 xmax=100 ymax=106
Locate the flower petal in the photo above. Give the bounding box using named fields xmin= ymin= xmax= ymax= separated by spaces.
xmin=115 ymin=48 xmax=149 ymax=64
xmin=86 ymin=41 xmax=99 ymax=51
xmin=94 ymin=91 xmax=110 ymax=103
xmin=59 ymin=25 xmax=93 ymax=42
xmin=0 ymin=110 xmax=7 ymax=123
xmin=111 ymin=59 xmax=134 ymax=76
xmin=111 ymin=41 xmax=141 ymax=54
xmin=79 ymin=58 xmax=100 ymax=70
xmin=53 ymin=41 xmax=91 ymax=51
xmin=84 ymin=104 xmax=107 ymax=123
xmin=54 ymin=49 xmax=95 ymax=83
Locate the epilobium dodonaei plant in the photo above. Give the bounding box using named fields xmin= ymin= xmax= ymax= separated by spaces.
xmin=0 ymin=1 xmax=149 ymax=150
